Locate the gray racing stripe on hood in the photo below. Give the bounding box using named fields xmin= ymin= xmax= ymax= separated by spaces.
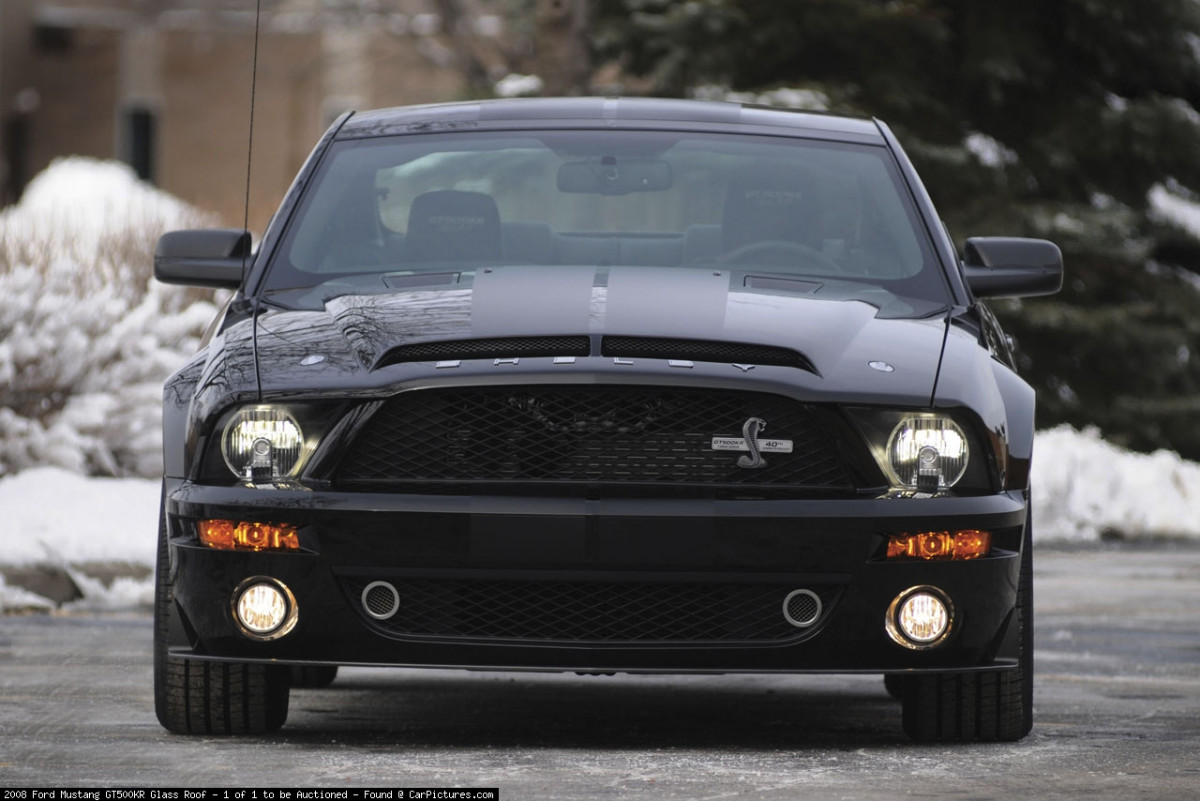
xmin=604 ymin=267 xmax=729 ymax=336
xmin=469 ymin=265 xmax=597 ymax=336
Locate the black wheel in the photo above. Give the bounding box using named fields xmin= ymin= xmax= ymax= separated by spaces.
xmin=901 ymin=516 xmax=1034 ymax=742
xmin=291 ymin=665 xmax=338 ymax=688
xmin=883 ymin=674 xmax=905 ymax=700
xmin=154 ymin=490 xmax=290 ymax=734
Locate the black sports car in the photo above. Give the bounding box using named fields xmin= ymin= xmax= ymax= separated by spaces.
xmin=154 ymin=97 xmax=1061 ymax=741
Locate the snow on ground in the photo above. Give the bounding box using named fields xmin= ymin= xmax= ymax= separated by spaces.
xmin=2 ymin=425 xmax=1199 ymax=611
xmin=0 ymin=467 xmax=161 ymax=565
xmin=1034 ymin=425 xmax=1200 ymax=541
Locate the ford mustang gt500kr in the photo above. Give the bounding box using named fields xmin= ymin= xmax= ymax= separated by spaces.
xmin=153 ymin=97 xmax=1061 ymax=741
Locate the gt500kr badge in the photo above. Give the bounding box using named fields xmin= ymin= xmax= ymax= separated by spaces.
xmin=711 ymin=417 xmax=793 ymax=468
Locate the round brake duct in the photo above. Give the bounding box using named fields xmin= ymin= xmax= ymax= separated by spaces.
xmin=362 ymin=581 xmax=401 ymax=620
xmin=782 ymin=589 xmax=822 ymax=628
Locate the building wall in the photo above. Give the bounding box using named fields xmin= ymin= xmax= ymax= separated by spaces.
xmin=1 ymin=1 xmax=486 ymax=231
xmin=29 ymin=25 xmax=122 ymax=173
xmin=160 ymin=26 xmax=326 ymax=229
xmin=1 ymin=0 xmax=42 ymax=202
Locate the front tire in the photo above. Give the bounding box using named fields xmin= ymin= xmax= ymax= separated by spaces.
xmin=900 ymin=516 xmax=1034 ymax=742
xmin=154 ymin=491 xmax=290 ymax=734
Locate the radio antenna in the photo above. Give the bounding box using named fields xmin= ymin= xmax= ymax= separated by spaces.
xmin=242 ymin=0 xmax=263 ymax=272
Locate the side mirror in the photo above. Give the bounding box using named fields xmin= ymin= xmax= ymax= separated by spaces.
xmin=155 ymin=229 xmax=251 ymax=289
xmin=962 ymin=237 xmax=1063 ymax=299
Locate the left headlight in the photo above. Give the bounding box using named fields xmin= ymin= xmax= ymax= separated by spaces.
xmin=849 ymin=409 xmax=998 ymax=495
xmin=886 ymin=415 xmax=968 ymax=492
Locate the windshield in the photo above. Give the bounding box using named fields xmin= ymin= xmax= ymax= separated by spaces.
xmin=262 ymin=129 xmax=950 ymax=315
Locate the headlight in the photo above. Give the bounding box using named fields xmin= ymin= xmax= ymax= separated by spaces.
xmin=222 ymin=406 xmax=306 ymax=482
xmin=847 ymin=408 xmax=998 ymax=495
xmin=886 ymin=416 xmax=968 ymax=491
xmin=197 ymin=402 xmax=343 ymax=486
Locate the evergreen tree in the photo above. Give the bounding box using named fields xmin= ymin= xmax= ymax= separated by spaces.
xmin=594 ymin=0 xmax=1200 ymax=457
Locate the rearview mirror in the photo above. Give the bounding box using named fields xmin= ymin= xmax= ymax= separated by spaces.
xmin=962 ymin=237 xmax=1063 ymax=299
xmin=557 ymin=157 xmax=673 ymax=195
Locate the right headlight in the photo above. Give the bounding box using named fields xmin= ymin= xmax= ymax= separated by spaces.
xmin=222 ymin=406 xmax=306 ymax=482
xmin=198 ymin=403 xmax=340 ymax=486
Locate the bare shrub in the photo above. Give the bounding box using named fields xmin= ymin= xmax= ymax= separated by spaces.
xmin=0 ymin=158 xmax=224 ymax=477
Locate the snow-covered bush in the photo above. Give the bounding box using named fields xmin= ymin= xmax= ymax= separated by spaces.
xmin=0 ymin=158 xmax=222 ymax=478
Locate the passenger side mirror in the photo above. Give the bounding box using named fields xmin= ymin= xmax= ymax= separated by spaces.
xmin=962 ymin=237 xmax=1063 ymax=299
xmin=155 ymin=229 xmax=251 ymax=289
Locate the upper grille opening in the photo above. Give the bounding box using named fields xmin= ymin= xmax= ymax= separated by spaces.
xmin=602 ymin=336 xmax=818 ymax=374
xmin=376 ymin=335 xmax=591 ymax=368
xmin=332 ymin=385 xmax=855 ymax=495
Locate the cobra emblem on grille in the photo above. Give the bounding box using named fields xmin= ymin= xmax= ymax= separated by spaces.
xmin=737 ymin=417 xmax=769 ymax=469
xmin=711 ymin=417 xmax=794 ymax=467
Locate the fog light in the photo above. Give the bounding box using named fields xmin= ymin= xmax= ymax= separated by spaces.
xmin=233 ymin=578 xmax=298 ymax=641
xmin=886 ymin=586 xmax=953 ymax=650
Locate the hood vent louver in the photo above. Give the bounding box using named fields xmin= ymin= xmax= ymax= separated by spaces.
xmin=376 ymin=335 xmax=591 ymax=368
xmin=375 ymin=334 xmax=817 ymax=374
xmin=602 ymin=336 xmax=818 ymax=375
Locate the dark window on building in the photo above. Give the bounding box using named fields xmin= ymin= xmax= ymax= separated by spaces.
xmin=124 ymin=107 xmax=157 ymax=183
xmin=34 ymin=25 xmax=74 ymax=53
xmin=4 ymin=114 xmax=31 ymax=203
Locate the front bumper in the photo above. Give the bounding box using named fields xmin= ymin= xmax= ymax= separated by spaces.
xmin=164 ymin=480 xmax=1027 ymax=674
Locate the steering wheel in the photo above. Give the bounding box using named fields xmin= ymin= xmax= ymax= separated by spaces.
xmin=720 ymin=240 xmax=842 ymax=273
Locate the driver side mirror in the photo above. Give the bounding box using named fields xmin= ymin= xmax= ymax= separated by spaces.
xmin=154 ymin=229 xmax=251 ymax=289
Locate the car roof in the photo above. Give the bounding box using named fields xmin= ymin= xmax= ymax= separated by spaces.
xmin=336 ymin=97 xmax=885 ymax=145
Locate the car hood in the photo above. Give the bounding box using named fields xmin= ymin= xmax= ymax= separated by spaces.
xmin=253 ymin=266 xmax=949 ymax=403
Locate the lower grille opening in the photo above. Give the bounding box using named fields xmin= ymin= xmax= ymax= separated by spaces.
xmin=344 ymin=576 xmax=840 ymax=644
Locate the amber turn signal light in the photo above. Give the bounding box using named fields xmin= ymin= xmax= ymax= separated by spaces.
xmin=198 ymin=519 xmax=300 ymax=552
xmin=886 ymin=529 xmax=991 ymax=561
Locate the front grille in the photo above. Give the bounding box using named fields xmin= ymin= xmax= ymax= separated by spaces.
xmin=342 ymin=576 xmax=840 ymax=644
xmin=602 ymin=336 xmax=817 ymax=374
xmin=333 ymin=386 xmax=854 ymax=492
xmin=376 ymin=335 xmax=591 ymax=368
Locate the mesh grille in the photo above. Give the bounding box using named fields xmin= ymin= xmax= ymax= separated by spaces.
xmin=602 ymin=336 xmax=817 ymax=373
xmin=333 ymin=386 xmax=853 ymax=491
xmin=345 ymin=577 xmax=838 ymax=643
xmin=377 ymin=335 xmax=591 ymax=367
